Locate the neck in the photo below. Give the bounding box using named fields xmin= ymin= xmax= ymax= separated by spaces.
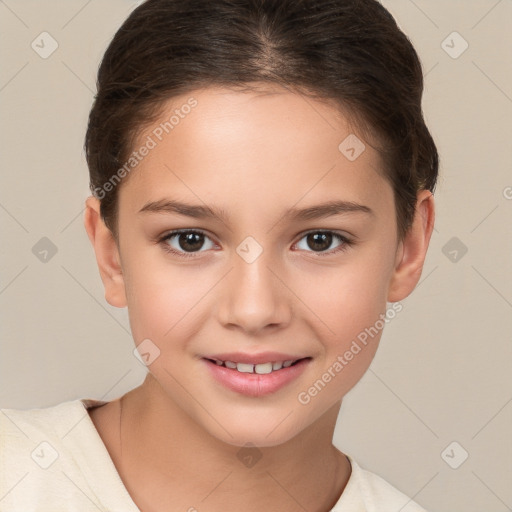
xmin=117 ymin=373 xmax=351 ymax=512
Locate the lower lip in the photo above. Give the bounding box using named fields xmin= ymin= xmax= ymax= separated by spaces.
xmin=203 ymin=358 xmax=311 ymax=397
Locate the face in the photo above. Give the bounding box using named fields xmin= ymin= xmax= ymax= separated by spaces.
xmin=109 ymin=85 xmax=406 ymax=447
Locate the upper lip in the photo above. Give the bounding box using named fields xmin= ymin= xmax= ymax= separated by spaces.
xmin=203 ymin=351 xmax=309 ymax=365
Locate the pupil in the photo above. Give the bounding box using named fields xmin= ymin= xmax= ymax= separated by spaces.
xmin=308 ymin=232 xmax=331 ymax=251
xmin=179 ymin=232 xmax=203 ymax=252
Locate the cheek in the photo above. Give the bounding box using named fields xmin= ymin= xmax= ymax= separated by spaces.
xmin=297 ymin=246 xmax=395 ymax=385
xmin=122 ymin=253 xmax=208 ymax=344
xmin=301 ymin=248 xmax=394 ymax=334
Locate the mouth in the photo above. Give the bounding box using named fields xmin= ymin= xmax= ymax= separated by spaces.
xmin=204 ymin=357 xmax=310 ymax=374
xmin=202 ymin=355 xmax=312 ymax=397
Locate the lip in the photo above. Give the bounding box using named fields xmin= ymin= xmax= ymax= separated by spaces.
xmin=203 ymin=356 xmax=311 ymax=397
xmin=202 ymin=351 xmax=306 ymax=365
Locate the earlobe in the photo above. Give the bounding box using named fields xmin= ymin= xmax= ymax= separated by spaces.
xmin=387 ymin=190 xmax=435 ymax=303
xmin=83 ymin=196 xmax=127 ymax=308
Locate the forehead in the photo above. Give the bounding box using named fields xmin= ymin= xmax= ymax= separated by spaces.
xmin=118 ymin=85 xmax=391 ymax=219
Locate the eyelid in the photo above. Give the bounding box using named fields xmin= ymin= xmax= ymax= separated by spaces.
xmin=292 ymin=229 xmax=354 ymax=256
xmin=157 ymin=228 xmax=217 ymax=245
xmin=295 ymin=228 xmax=354 ymax=241
xmin=159 ymin=227 xmax=215 ymax=241
xmin=159 ymin=228 xmax=218 ymax=255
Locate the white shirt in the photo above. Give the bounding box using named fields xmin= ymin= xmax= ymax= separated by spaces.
xmin=0 ymin=398 xmax=427 ymax=511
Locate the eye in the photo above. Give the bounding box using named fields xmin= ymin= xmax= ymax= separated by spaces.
xmin=159 ymin=229 xmax=216 ymax=258
xmin=293 ymin=230 xmax=352 ymax=256
xmin=158 ymin=229 xmax=353 ymax=259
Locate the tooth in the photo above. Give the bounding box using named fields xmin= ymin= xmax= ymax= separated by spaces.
xmin=282 ymin=360 xmax=294 ymax=368
xmin=255 ymin=362 xmax=273 ymax=374
xmin=214 ymin=359 xmax=223 ymax=366
xmin=225 ymin=361 xmax=237 ymax=369
xmin=272 ymin=361 xmax=283 ymax=371
xmin=237 ymin=363 xmax=254 ymax=373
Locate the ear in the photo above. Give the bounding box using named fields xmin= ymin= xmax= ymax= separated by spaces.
xmin=83 ymin=196 xmax=127 ymax=308
xmin=387 ymin=190 xmax=435 ymax=302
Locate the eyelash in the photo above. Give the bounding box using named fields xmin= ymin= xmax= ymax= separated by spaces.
xmin=158 ymin=229 xmax=354 ymax=259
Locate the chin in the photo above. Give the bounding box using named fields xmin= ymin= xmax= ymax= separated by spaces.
xmin=202 ymin=412 xmax=305 ymax=450
xmin=216 ymin=429 xmax=298 ymax=450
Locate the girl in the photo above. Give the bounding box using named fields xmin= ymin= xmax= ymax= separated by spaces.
xmin=1 ymin=0 xmax=437 ymax=510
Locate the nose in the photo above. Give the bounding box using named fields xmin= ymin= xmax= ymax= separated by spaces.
xmin=216 ymin=246 xmax=292 ymax=335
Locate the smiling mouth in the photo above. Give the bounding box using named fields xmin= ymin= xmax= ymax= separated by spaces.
xmin=204 ymin=357 xmax=311 ymax=374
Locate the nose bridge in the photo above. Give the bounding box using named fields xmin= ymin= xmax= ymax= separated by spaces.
xmin=218 ymin=236 xmax=291 ymax=332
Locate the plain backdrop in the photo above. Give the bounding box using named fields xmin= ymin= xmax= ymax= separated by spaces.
xmin=1 ymin=1 xmax=511 ymax=511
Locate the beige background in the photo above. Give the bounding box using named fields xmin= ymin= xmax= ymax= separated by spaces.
xmin=1 ymin=1 xmax=511 ymax=510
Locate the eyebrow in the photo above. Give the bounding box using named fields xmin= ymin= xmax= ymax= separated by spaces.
xmin=138 ymin=198 xmax=373 ymax=222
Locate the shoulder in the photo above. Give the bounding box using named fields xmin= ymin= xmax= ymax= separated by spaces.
xmin=0 ymin=399 xmax=83 ymax=459
xmin=0 ymin=398 xmax=105 ymax=452
xmin=0 ymin=398 xmax=107 ymax=510
xmin=331 ymin=455 xmax=428 ymax=512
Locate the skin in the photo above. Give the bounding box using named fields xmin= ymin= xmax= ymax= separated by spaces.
xmin=84 ymin=83 xmax=435 ymax=512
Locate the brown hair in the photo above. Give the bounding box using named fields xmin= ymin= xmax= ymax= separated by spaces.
xmin=85 ymin=0 xmax=438 ymax=241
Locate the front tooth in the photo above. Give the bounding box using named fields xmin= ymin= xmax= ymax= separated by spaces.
xmin=255 ymin=362 xmax=273 ymax=374
xmin=272 ymin=361 xmax=283 ymax=371
xmin=225 ymin=360 xmax=237 ymax=369
xmin=282 ymin=360 xmax=294 ymax=368
xmin=237 ymin=363 xmax=254 ymax=373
